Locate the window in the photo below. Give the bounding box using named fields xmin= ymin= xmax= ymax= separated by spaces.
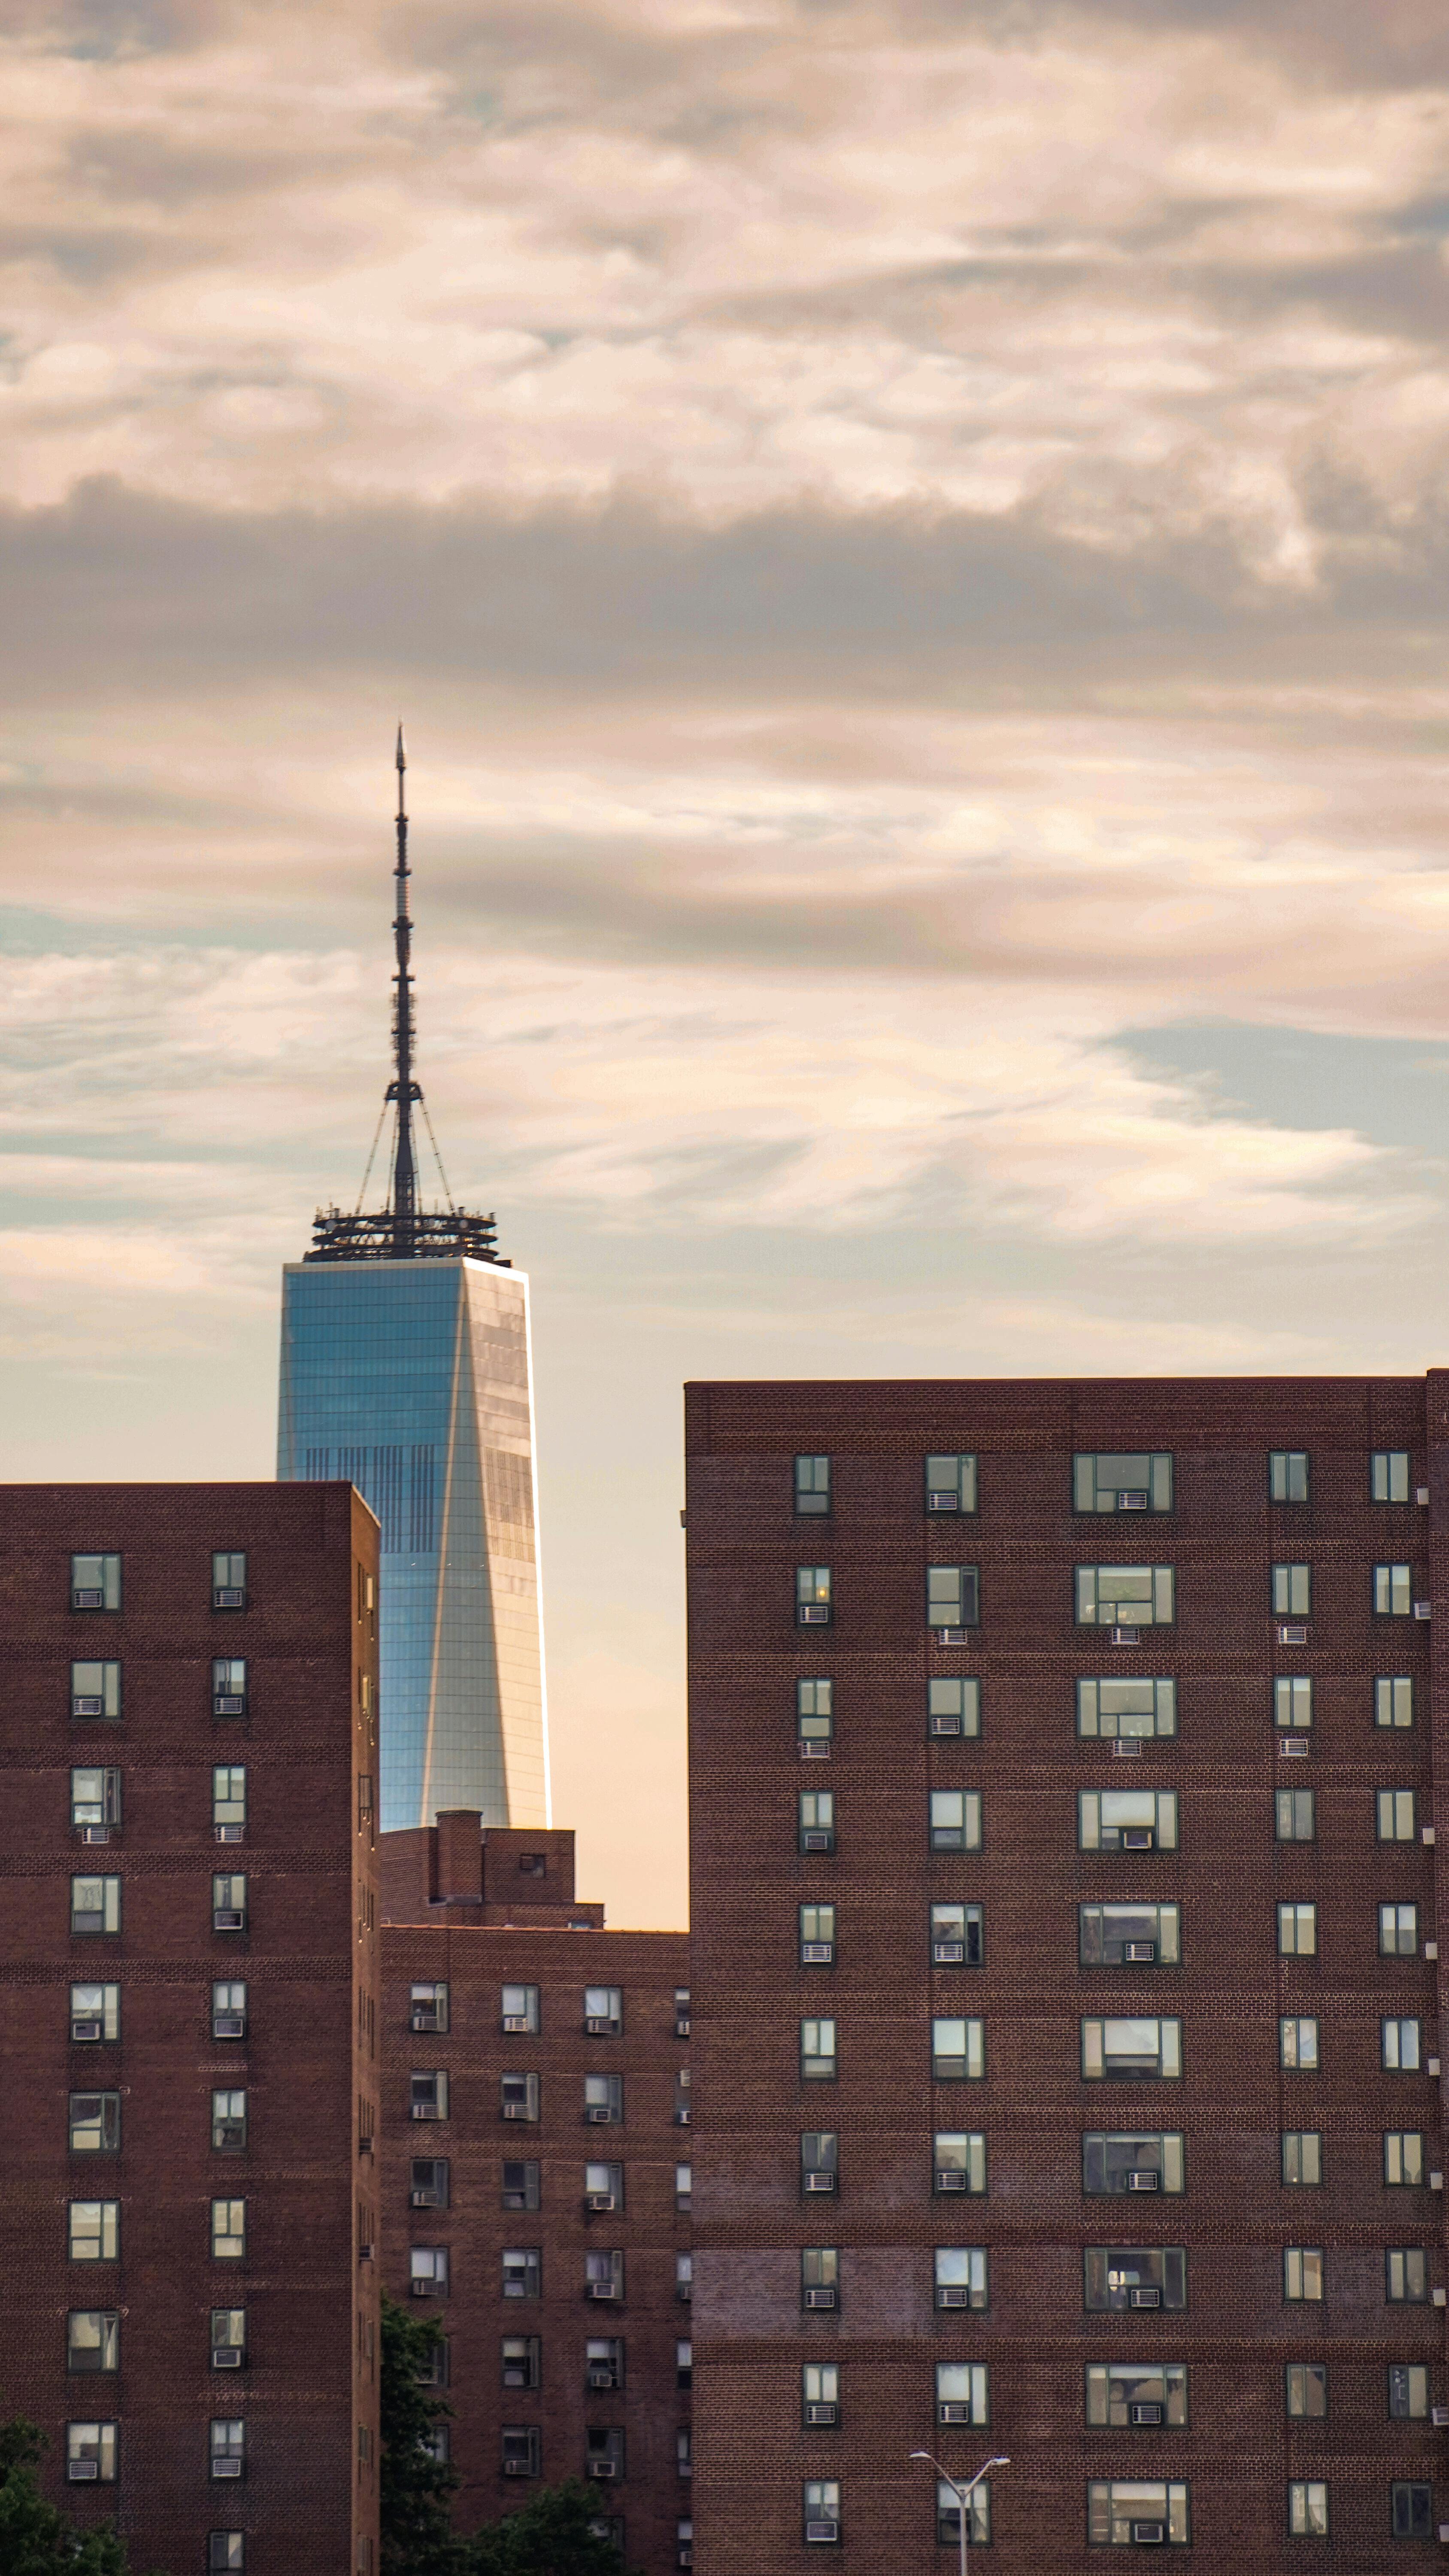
xmin=936 ymin=2362 xmax=989 ymax=2427
xmin=1386 ymin=2249 xmax=1428 ymax=2303
xmin=70 ymin=1661 xmax=120 ymax=1721
xmin=1269 ymin=1451 xmax=1309 ymax=1502
xmin=586 ymin=2427 xmax=626 ymax=2484
xmin=1288 ymin=2484 xmax=1328 ymax=2538
xmin=1078 ymin=1678 xmax=1176 ymax=1740
xmin=70 ymin=1876 xmax=120 ymax=1937
xmin=1085 ymin=2363 xmax=1188 ymax=2428
xmin=929 ymin=1790 xmax=982 ymax=1853
xmin=1088 ymin=2482 xmax=1189 ymax=2545
xmin=70 ymin=1984 xmax=119 ymax=2044
xmin=931 ymin=1903 xmax=984 ymax=1967
xmin=1382 ymin=2018 xmax=1422 ymax=2072
xmin=798 ymin=1679 xmax=833 ymax=1749
xmin=1380 ymin=1903 xmax=1419 ymax=1957
xmin=411 ymin=2158 xmax=449 ymax=2209
xmin=211 ymin=2199 xmax=246 ymax=2261
xmin=501 ymin=2427 xmax=540 ymax=2479
xmin=1273 ymin=1564 xmax=1311 ymax=1619
xmin=208 ymin=2535 xmax=245 ymax=2574
xmin=1373 ymin=1450 xmax=1412 ymax=1503
xmin=932 ymin=2017 xmax=985 ymax=2080
xmin=675 ymin=2163 xmax=691 ymax=2214
xmin=803 ymin=2363 xmax=840 ymax=2427
xmin=1377 ymin=1788 xmax=1417 ymax=1842
xmin=1275 ymin=1677 xmax=1312 ymax=1732
xmin=674 ymin=2070 xmax=691 ymax=2126
xmin=801 ymin=2247 xmax=838 ymax=2309
xmin=585 ymin=2161 xmax=624 ymax=2213
xmin=798 ymin=1791 xmax=835 ymax=1855
xmin=1078 ymin=1905 xmax=1181 ymax=1967
xmin=674 ymin=1989 xmax=690 ymax=2038
xmin=1078 ymin=1790 xmax=1177 ymax=1853
xmin=1076 ymin=1566 xmax=1175 ymax=1628
xmin=65 ymin=2421 xmax=117 ymax=2483
xmin=801 ymin=2132 xmax=838 ymax=2194
xmin=1083 ymin=2247 xmax=1186 ymax=2312
xmin=937 ymin=2482 xmax=991 ymax=2546
xmin=71 ymin=1553 xmax=121 ymax=1612
xmin=800 ymin=1904 xmax=836 ymax=1965
xmin=1388 ymin=2364 xmax=1428 ymax=2420
xmin=1284 ymin=2246 xmax=1323 ymax=2302
xmin=70 ymin=1768 xmax=121 ymax=1834
xmin=1275 ymin=1788 xmax=1315 ymax=1843
xmin=500 ymin=2073 xmax=540 ymax=2122
xmin=212 ymin=1551 xmax=247 ymax=1610
xmin=934 ymin=2248 xmax=988 ymax=2311
xmin=586 ymin=2249 xmax=625 ymax=2302
xmin=212 ymin=2090 xmax=247 ymax=2153
xmin=934 ymin=2132 xmax=987 ymax=2194
xmin=410 ymin=2072 xmax=449 ymax=2123
xmin=803 ymin=2481 xmax=840 ymax=2543
xmin=70 ymin=2093 xmax=120 ymax=2154
xmin=795 ymin=1456 xmax=831 ymax=1516
xmin=213 ymin=1767 xmax=247 ymax=1837
xmin=676 ymin=2519 xmax=692 ymax=2570
xmin=69 ymin=2201 xmax=119 ymax=2261
xmin=1285 ymin=2363 xmax=1328 ymax=2418
xmin=585 ymin=1987 xmax=623 ymax=2037
xmin=212 ymin=1659 xmax=247 ymax=1718
xmin=1377 ymin=1676 xmax=1414 ymax=1729
xmin=210 ymin=2309 xmax=246 ymax=2370
xmin=212 ymin=1982 xmax=247 ymax=2041
xmin=1280 ymin=2017 xmax=1319 ymax=2070
xmin=585 ymin=2075 xmax=623 ymax=2124
xmin=1281 ymin=2132 xmax=1322 ymax=2186
xmin=67 ymin=2312 xmax=118 ymax=2372
xmin=409 ymin=2245 xmax=449 ymax=2299
xmin=212 ymin=1874 xmax=247 ymax=1932
xmin=1385 ymin=2133 xmax=1425 ymax=2187
xmin=494 ymin=1983 xmax=534 ymax=2035
xmin=927 ymin=1677 xmax=980 ymax=1738
xmin=1375 ymin=1564 xmax=1414 ymax=1616
xmin=210 ymin=2421 xmax=245 ymax=2481
xmin=1391 ymin=2483 xmax=1434 ymax=2540
xmin=503 ymin=2336 xmax=543 ymax=2390
xmin=1081 ymin=2019 xmax=1181 ymax=2081
xmin=1075 ymin=1454 xmax=1173 ymax=1514
xmin=926 ymin=1565 xmax=979 ymax=1636
xmin=1082 ymin=2133 xmax=1185 ymax=2196
xmin=925 ymin=1454 xmax=977 ymax=1513
xmin=1278 ymin=1902 xmax=1317 ymax=1957
xmin=677 ymin=2429 xmax=693 ymax=2479
xmin=797 ymin=1566 xmax=832 ymax=1626
xmin=417 ymin=2337 xmax=449 ymax=2390
xmin=501 ymin=2161 xmax=540 ymax=2213
xmin=502 ymin=2249 xmax=540 ymax=2300
xmin=676 ymin=2341 xmax=692 ymax=2391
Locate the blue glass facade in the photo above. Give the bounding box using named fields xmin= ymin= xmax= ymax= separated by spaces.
xmin=277 ymin=1258 xmax=549 ymax=1832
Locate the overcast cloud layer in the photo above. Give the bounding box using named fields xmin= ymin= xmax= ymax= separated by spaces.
xmin=6 ymin=0 xmax=1449 ymax=1918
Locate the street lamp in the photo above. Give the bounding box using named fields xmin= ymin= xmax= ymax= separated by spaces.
xmin=910 ymin=2450 xmax=1009 ymax=2576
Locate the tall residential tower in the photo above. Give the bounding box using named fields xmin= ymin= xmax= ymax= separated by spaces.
xmin=278 ymin=734 xmax=549 ymax=1832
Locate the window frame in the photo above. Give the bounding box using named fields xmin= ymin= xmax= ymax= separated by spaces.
xmin=1073 ymin=1454 xmax=1173 ymax=1515
xmin=1080 ymin=2017 xmax=1181 ymax=2082
xmin=70 ymin=1660 xmax=121 ymax=1722
xmin=1075 ymin=1566 xmax=1175 ymax=1629
xmin=794 ymin=1456 xmax=831 ymax=1517
xmin=1269 ymin=1452 xmax=1309 ymax=1503
xmin=925 ymin=1454 xmax=977 ymax=1515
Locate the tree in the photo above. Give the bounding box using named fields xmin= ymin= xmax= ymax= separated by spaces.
xmin=0 ymin=2413 xmax=163 ymax=2574
xmin=379 ymin=2294 xmax=465 ymax=2576
xmin=466 ymin=2481 xmax=638 ymax=2576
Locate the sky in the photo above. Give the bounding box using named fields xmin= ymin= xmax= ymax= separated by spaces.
xmin=7 ymin=0 xmax=1449 ymax=1923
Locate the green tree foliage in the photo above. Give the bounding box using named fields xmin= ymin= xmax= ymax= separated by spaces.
xmin=379 ymin=2293 xmax=465 ymax=2576
xmin=465 ymin=2480 xmax=637 ymax=2576
xmin=0 ymin=2413 xmax=163 ymax=2575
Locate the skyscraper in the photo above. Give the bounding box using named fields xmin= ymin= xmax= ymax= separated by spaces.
xmin=278 ymin=734 xmax=549 ymax=1832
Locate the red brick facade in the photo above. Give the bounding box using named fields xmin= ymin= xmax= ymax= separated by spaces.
xmin=685 ymin=1376 xmax=1449 ymax=2574
xmin=0 ymin=1482 xmax=380 ymax=2576
xmin=379 ymin=1820 xmax=691 ymax=2573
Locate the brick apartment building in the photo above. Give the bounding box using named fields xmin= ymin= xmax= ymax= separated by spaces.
xmin=0 ymin=1482 xmax=381 ymax=2576
xmin=685 ymin=1375 xmax=1449 ymax=2574
xmin=379 ymin=1814 xmax=693 ymax=2574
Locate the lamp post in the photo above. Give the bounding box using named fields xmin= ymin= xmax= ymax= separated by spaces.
xmin=910 ymin=2450 xmax=1009 ymax=2576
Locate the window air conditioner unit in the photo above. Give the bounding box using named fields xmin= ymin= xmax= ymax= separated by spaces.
xmin=501 ymin=2014 xmax=531 ymax=2034
xmin=69 ymin=2461 xmax=99 ymax=2480
xmin=1420 ymin=1487 xmax=1432 ymax=1505
xmin=801 ymin=1943 xmax=834 ymax=1964
xmin=1279 ymin=1738 xmax=1309 ymax=1759
xmin=585 ymin=2193 xmax=616 ymax=2213
xmin=1131 ymin=2523 xmax=1166 ymax=2546
xmin=73 ymin=1697 xmax=103 ymax=1717
xmin=1124 ymin=1941 xmax=1156 ymax=1962
xmin=675 ymin=2108 xmax=691 ymax=2126
xmin=927 ymin=1492 xmax=959 ymax=1512
xmin=1122 ymin=1828 xmax=1155 ymax=1850
xmin=585 ymin=2017 xmax=617 ymax=2037
xmin=801 ymin=1831 xmax=832 ymax=1853
xmin=503 ymin=2104 xmax=532 ymax=2121
xmin=412 ymin=2009 xmax=441 ymax=2032
xmin=74 ymin=1588 xmax=104 ymax=1609
xmin=1112 ymin=1740 xmax=1143 ymax=1759
xmin=936 ymin=2169 xmax=967 ymax=2192
xmin=679 ymin=2551 xmax=693 ymax=2568
xmin=803 ymin=2287 xmax=837 ymax=2311
xmin=1415 ymin=1602 xmax=1432 ymax=1620
xmin=799 ymin=1606 xmax=831 ymax=1625
xmin=936 ymin=1626 xmax=970 ymax=1646
xmin=805 ymin=2521 xmax=840 ymax=2542
xmin=413 ymin=2103 xmax=441 ymax=2122
xmin=215 ymin=1696 xmax=246 ymax=1716
xmin=803 ymin=2171 xmax=835 ymax=2193
xmin=1129 ymin=2287 xmax=1161 ymax=2309
xmin=80 ymin=1825 xmax=112 ymax=1844
xmin=933 ymin=1941 xmax=965 ymax=1964
xmin=588 ymin=2283 xmax=619 ymax=2301
xmin=1129 ymin=2403 xmax=1164 ymax=2428
xmin=799 ymin=1740 xmax=831 ymax=1760
xmin=930 ymin=1713 xmax=962 ymax=1736
xmin=586 ymin=2106 xmax=613 ymax=2125
xmin=588 ymin=2367 xmax=616 ymax=2391
xmin=939 ymin=2403 xmax=971 ymax=2425
xmin=215 ymin=1586 xmax=246 ymax=1609
xmin=411 ymin=2189 xmax=440 ymax=2208
xmin=587 ymin=2462 xmax=617 ymax=2482
xmin=1126 ymin=2170 xmax=1161 ymax=2192
xmin=72 ymin=2019 xmax=103 ymax=2041
xmin=677 ymin=2282 xmax=692 ymax=2304
xmin=214 ymin=1910 xmax=245 ymax=1930
xmin=1434 ymin=2407 xmax=1449 ymax=2427
xmin=214 ymin=2014 xmax=245 ymax=2038
xmin=938 ymin=2286 xmax=970 ymax=2309
xmin=1278 ymin=1623 xmax=1307 ymax=1644
xmin=503 ymin=2461 xmax=532 ymax=2477
xmin=1119 ymin=1490 xmax=1149 ymax=1510
xmin=212 ymin=2349 xmax=243 ymax=2368
xmin=1106 ymin=1627 xmax=1140 ymax=1647
xmin=212 ymin=2458 xmax=243 ymax=2479
xmin=215 ymin=1823 xmax=244 ymax=1843
xmin=410 ymin=2280 xmax=439 ymax=2299
xmin=675 ymin=2016 xmax=691 ymax=2038
xmin=805 ymin=2403 xmax=838 ymax=2426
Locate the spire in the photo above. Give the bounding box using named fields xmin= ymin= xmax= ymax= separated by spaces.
xmin=301 ymin=736 xmax=506 ymax=1267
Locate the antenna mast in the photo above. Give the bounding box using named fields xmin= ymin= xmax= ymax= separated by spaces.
xmin=387 ymin=723 xmax=419 ymax=1258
